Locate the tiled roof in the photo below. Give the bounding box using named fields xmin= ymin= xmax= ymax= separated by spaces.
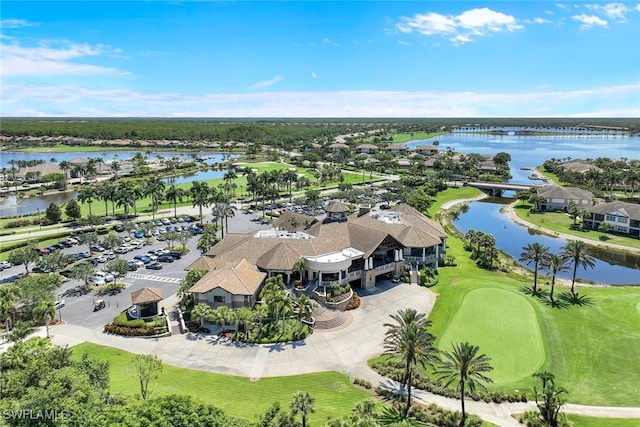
xmin=589 ymin=201 xmax=640 ymax=220
xmin=131 ymin=287 xmax=163 ymax=304
xmin=325 ymin=201 xmax=350 ymax=213
xmin=538 ymin=185 xmax=594 ymax=200
xmin=188 ymin=259 xmax=267 ymax=296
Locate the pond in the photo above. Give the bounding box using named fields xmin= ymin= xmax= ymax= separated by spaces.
xmin=453 ymin=199 xmax=640 ymax=286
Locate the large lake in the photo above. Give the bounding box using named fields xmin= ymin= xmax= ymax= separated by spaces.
xmin=407 ymin=133 xmax=640 ymax=285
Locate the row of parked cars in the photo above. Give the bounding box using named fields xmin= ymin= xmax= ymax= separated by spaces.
xmin=127 ymin=249 xmax=184 ymax=271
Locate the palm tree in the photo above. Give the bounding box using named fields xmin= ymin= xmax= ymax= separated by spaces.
xmin=191 ymin=303 xmax=214 ymax=328
xmin=282 ymin=168 xmax=298 ymax=203
xmin=290 ymin=391 xmax=315 ymax=427
xmin=33 ymin=300 xmax=56 ymax=338
xmin=435 ymin=342 xmax=493 ymax=426
xmin=165 ymin=184 xmax=186 ymax=218
xmin=561 ymin=240 xmax=596 ymax=296
xmin=115 ymin=181 xmax=135 ymax=219
xmin=0 ymin=284 xmax=20 ymax=332
xmin=59 ymin=160 xmax=72 ymax=179
xmin=190 ymin=181 xmax=211 ymax=225
xmin=96 ymin=181 xmax=115 ymax=218
xmin=519 ymin=242 xmax=550 ymax=292
xmin=212 ymin=305 xmax=232 ymax=333
xmin=219 ymin=202 xmax=237 ymax=238
xmin=383 ymin=308 xmax=439 ymax=417
xmin=77 ymin=186 xmax=96 ymax=217
xmin=145 ymin=176 xmax=166 ymax=221
xmin=293 ymin=258 xmax=308 ymax=287
xmin=235 ymin=306 xmax=255 ymax=340
xmin=543 ymin=253 xmax=569 ymax=303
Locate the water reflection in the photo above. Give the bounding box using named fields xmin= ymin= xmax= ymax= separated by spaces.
xmin=454 ymin=199 xmax=640 ymax=285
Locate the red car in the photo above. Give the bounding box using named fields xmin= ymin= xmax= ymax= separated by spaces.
xmin=33 ymin=247 xmax=51 ymax=255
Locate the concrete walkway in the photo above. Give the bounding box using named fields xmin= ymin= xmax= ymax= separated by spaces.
xmin=28 ymin=280 xmax=639 ymax=426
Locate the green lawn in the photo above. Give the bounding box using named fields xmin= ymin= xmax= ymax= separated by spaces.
xmin=71 ymin=342 xmax=376 ymax=424
xmin=437 ymin=287 xmax=545 ymax=383
xmin=428 ymin=186 xmax=484 ymax=215
xmin=430 ymin=235 xmax=640 ymax=405
xmin=566 ymin=415 xmax=640 ymax=427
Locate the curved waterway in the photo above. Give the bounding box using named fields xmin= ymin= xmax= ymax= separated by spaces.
xmin=454 ymin=199 xmax=640 ymax=286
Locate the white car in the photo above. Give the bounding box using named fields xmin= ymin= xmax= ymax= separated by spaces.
xmin=90 ymin=276 xmax=106 ymax=286
xmin=54 ymin=300 xmax=65 ymax=309
xmin=161 ymin=218 xmax=171 ymax=225
xmin=0 ymin=261 xmax=12 ymax=270
xmin=95 ymin=271 xmax=114 ymax=282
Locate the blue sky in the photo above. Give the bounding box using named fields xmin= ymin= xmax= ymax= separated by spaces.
xmin=1 ymin=1 xmax=639 ymax=117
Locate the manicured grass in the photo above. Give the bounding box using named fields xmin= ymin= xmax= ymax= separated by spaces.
xmin=428 ymin=186 xmax=484 ymax=215
xmin=437 ymin=287 xmax=545 ymax=383
xmin=71 ymin=342 xmax=376 ymax=423
xmin=430 ymin=235 xmax=640 ymax=405
xmin=566 ymin=414 xmax=640 ymax=427
xmin=513 ymin=203 xmax=640 ymax=250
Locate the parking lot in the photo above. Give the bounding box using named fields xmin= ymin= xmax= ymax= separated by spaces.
xmin=0 ymin=208 xmax=271 ymax=330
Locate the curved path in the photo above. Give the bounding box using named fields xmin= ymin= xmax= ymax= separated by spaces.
xmin=27 ymin=280 xmax=640 ymax=426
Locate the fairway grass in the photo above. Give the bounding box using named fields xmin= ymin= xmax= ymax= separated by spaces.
xmin=431 ymin=236 xmax=640 ymax=405
xmin=566 ymin=415 xmax=640 ymax=427
xmin=71 ymin=342 xmax=376 ymax=423
xmin=438 ymin=287 xmax=545 ymax=383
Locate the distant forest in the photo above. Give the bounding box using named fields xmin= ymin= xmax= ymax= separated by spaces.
xmin=1 ymin=117 xmax=638 ymax=144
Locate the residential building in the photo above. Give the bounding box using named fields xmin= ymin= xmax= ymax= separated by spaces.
xmin=355 ymin=143 xmax=379 ymax=154
xmin=586 ymin=201 xmax=640 ymax=236
xmin=413 ymin=145 xmax=438 ymax=156
xmin=536 ymin=185 xmax=595 ymax=212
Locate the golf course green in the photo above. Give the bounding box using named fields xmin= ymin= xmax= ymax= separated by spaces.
xmin=438 ymin=287 xmax=545 ymax=383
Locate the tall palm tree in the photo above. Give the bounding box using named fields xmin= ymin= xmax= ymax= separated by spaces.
xmin=561 ymin=240 xmax=596 ymax=296
xmin=96 ymin=181 xmax=115 ymax=218
xmin=0 ymin=284 xmax=20 ymax=332
xmin=191 ymin=303 xmax=214 ymax=328
xmin=190 ymin=181 xmax=211 ymax=225
xmin=33 ymin=300 xmax=56 ymax=338
xmin=77 ymin=186 xmax=96 ymax=217
xmin=435 ymin=342 xmax=493 ymax=427
xmin=212 ymin=305 xmax=232 ymax=333
xmin=58 ymin=160 xmax=72 ymax=179
xmin=543 ymin=254 xmax=569 ymax=303
xmin=519 ymin=242 xmax=550 ymax=292
xmin=293 ymin=258 xmax=309 ymax=286
xmin=383 ymin=308 xmax=439 ymax=417
xmin=290 ymin=391 xmax=315 ymax=427
xmin=145 ymin=176 xmax=166 ymax=221
xmin=282 ymin=168 xmax=298 ymax=203
xmin=115 ymin=181 xmax=135 ymax=219
xmin=165 ymin=184 xmax=186 ymax=218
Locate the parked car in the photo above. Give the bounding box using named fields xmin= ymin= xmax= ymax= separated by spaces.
xmin=146 ymin=252 xmax=158 ymax=261
xmin=133 ymin=230 xmax=144 ymax=239
xmin=93 ymin=300 xmax=106 ymax=311
xmin=32 ymin=266 xmax=52 ymax=274
xmin=34 ymin=247 xmax=51 ymax=255
xmin=54 ymin=300 xmax=65 ymax=309
xmin=0 ymin=261 xmax=12 ymax=270
xmin=115 ymin=246 xmax=130 ymax=254
xmin=391 ymin=275 xmax=401 ymax=283
xmin=90 ymin=245 xmax=105 ymax=252
xmin=113 ymin=224 xmax=124 ymax=232
xmin=134 ymin=255 xmax=151 ymax=264
xmin=95 ymin=271 xmax=114 ymax=282
xmin=127 ymin=260 xmax=140 ymax=271
xmin=103 ymin=252 xmax=116 ymax=260
xmin=60 ymin=267 xmax=74 ymax=277
xmin=146 ymin=262 xmax=163 ymax=270
xmin=168 ymin=250 xmax=183 ymax=259
xmin=89 ymin=276 xmax=106 ymax=286
xmin=157 ymin=254 xmax=174 ymax=263
xmin=161 ymin=218 xmax=171 ymax=225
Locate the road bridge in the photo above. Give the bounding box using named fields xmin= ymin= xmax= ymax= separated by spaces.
xmin=465 ymin=181 xmax=542 ymax=196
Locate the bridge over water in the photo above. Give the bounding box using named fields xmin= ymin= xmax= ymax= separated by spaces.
xmin=464 ymin=181 xmax=543 ymax=195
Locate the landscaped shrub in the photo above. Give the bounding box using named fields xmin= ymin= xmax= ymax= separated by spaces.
xmin=346 ymin=292 xmax=361 ymax=310
xmin=103 ymin=323 xmax=167 ymax=336
xmin=352 ymin=377 xmax=372 ymax=389
xmin=370 ymin=357 xmax=527 ymax=404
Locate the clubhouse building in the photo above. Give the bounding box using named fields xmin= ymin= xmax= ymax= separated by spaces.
xmin=187 ymin=202 xmax=446 ymax=309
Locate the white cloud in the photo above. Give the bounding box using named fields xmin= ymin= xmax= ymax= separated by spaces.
xmin=0 ymin=42 xmax=127 ymax=77
xmin=586 ymin=3 xmax=629 ymax=21
xmin=311 ymin=72 xmax=317 ymax=79
xmin=249 ymin=75 xmax=282 ymax=89
xmin=396 ymin=8 xmax=522 ymax=44
xmin=397 ymin=40 xmax=410 ymax=46
xmin=3 ymin=83 xmax=639 ymax=118
xmin=527 ymin=17 xmax=552 ymax=24
xmin=572 ymin=14 xmax=608 ymax=29
xmin=322 ymin=37 xmax=340 ymax=46
xmin=0 ymin=19 xmax=36 ymax=28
